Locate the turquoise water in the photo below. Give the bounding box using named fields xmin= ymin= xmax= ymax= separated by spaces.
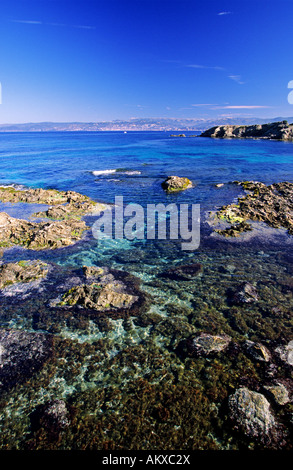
xmin=0 ymin=131 xmax=293 ymax=450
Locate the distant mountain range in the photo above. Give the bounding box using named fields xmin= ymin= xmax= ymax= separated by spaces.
xmin=0 ymin=117 xmax=293 ymax=132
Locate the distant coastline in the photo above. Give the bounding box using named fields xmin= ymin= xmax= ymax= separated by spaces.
xmin=1 ymin=116 xmax=293 ymax=133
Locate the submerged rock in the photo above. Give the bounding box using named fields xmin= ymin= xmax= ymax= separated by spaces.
xmin=38 ymin=400 xmax=70 ymax=431
xmin=55 ymin=266 xmax=147 ymax=318
xmin=185 ymin=333 xmax=231 ymax=357
xmin=161 ymin=176 xmax=193 ymax=193
xmin=0 ymin=328 xmax=53 ymax=390
xmin=243 ymin=340 xmax=271 ymax=362
xmin=264 ymin=382 xmax=290 ymax=406
xmin=161 ymin=263 xmax=202 ymax=280
xmin=231 ymin=282 xmax=258 ymax=304
xmin=228 ymin=387 xmax=277 ymax=444
xmin=275 ymin=340 xmax=293 ymax=366
xmin=59 ymin=282 xmax=137 ymax=311
xmin=0 ymin=260 xmax=49 ymax=289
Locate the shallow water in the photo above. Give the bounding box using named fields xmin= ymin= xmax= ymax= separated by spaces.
xmin=0 ymin=131 xmax=293 ymax=450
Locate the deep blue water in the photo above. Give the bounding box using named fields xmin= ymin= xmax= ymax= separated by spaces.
xmin=1 ymin=131 xmax=293 ymax=209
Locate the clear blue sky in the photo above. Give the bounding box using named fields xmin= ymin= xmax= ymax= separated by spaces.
xmin=1 ymin=0 xmax=293 ymax=123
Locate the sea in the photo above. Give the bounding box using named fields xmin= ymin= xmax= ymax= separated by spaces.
xmin=0 ymin=130 xmax=293 ymax=451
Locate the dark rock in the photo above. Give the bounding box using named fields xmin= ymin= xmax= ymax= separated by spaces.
xmin=161 ymin=263 xmax=202 ymax=280
xmin=0 ymin=328 xmax=53 ymax=390
xmin=39 ymin=399 xmax=70 ymax=431
xmin=231 ymin=282 xmax=258 ymax=304
xmin=30 ymin=399 xmax=70 ymax=435
xmin=243 ymin=340 xmax=271 ymax=362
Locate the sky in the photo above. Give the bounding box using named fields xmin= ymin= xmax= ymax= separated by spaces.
xmin=0 ymin=0 xmax=293 ymax=124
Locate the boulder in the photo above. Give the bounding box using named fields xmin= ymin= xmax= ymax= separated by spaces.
xmin=264 ymin=382 xmax=290 ymax=406
xmin=228 ymin=387 xmax=277 ymax=443
xmin=243 ymin=340 xmax=271 ymax=362
xmin=161 ymin=263 xmax=202 ymax=280
xmin=59 ymin=282 xmax=138 ymax=311
xmin=162 ymin=176 xmax=193 ymax=193
xmin=231 ymin=282 xmax=258 ymax=304
xmin=275 ymin=340 xmax=293 ymax=366
xmin=186 ymin=333 xmax=231 ymax=357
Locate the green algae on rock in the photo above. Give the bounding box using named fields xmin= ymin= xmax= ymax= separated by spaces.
xmin=0 ymin=211 xmax=88 ymax=250
xmin=0 ymin=186 xmax=90 ymax=206
xmin=213 ymin=181 xmax=293 ymax=237
xmin=161 ymin=176 xmax=193 ymax=193
xmin=0 ymin=185 xmax=109 ymax=251
xmin=183 ymin=333 xmax=232 ymax=357
xmin=54 ymin=266 xmax=149 ymax=318
xmin=59 ymin=283 xmax=138 ymax=311
xmin=0 ymin=260 xmax=49 ymax=289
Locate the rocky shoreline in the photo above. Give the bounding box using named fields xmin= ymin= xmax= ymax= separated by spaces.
xmin=200 ymin=120 xmax=293 ymax=141
xmin=0 ymin=186 xmax=108 ymax=251
xmin=211 ymin=180 xmax=293 ymax=237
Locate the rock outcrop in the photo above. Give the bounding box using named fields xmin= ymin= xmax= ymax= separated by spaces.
xmin=0 ymin=260 xmax=49 ymax=289
xmin=162 ymin=176 xmax=193 ymax=193
xmin=200 ymin=121 xmax=293 ymax=141
xmin=0 ymin=186 xmax=92 ymax=206
xmin=0 ymin=186 xmax=108 ymax=251
xmin=214 ymin=181 xmax=293 ymax=237
xmin=0 ymin=211 xmax=87 ymax=250
xmin=53 ymin=265 xmax=147 ymax=318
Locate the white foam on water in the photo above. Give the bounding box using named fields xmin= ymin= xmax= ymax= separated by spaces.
xmin=92 ymin=169 xmax=141 ymax=176
xmin=92 ymin=169 xmax=117 ymax=176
